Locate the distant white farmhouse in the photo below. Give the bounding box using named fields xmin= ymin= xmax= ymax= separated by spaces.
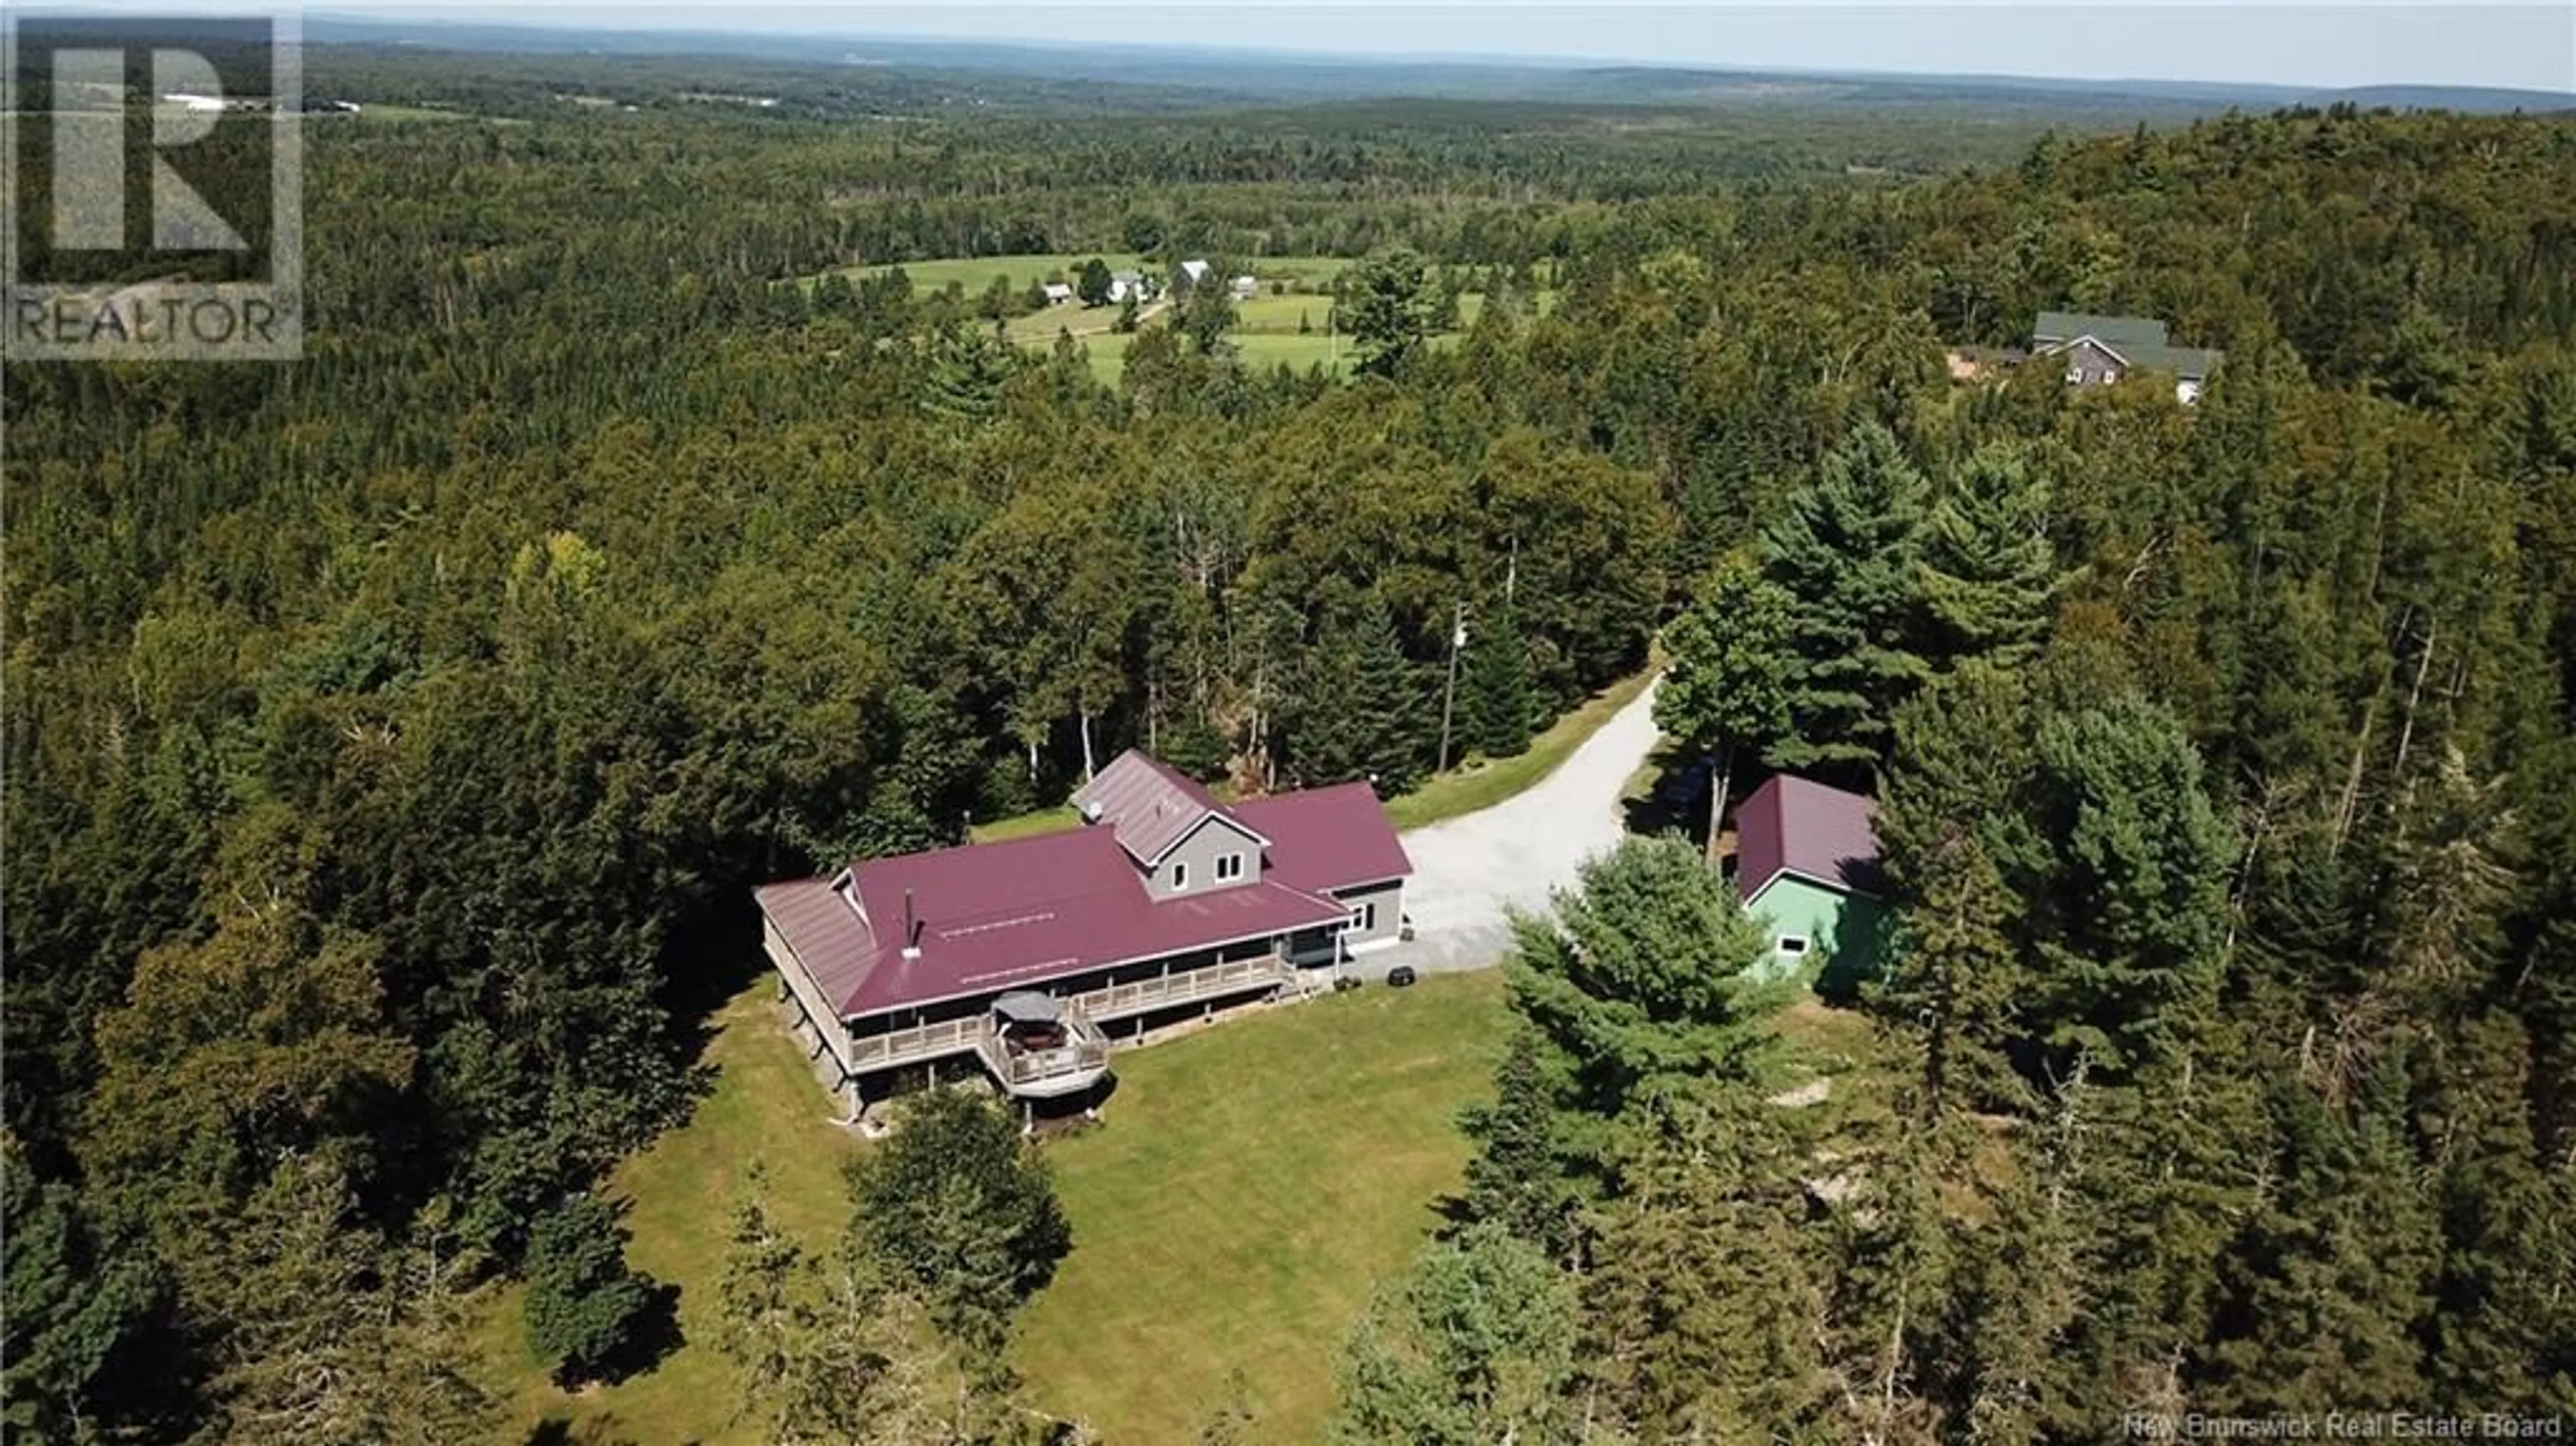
xmin=1230 ymin=275 xmax=1258 ymax=300
xmin=1041 ymin=282 xmax=1075 ymax=305
xmin=1108 ymin=270 xmax=1152 ymax=304
xmin=1178 ymin=258 xmax=1212 ymax=287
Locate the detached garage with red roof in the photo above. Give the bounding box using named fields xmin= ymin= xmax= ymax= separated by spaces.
xmin=755 ymin=750 xmax=1411 ymax=1114
xmin=1731 ymin=774 xmax=1889 ymax=995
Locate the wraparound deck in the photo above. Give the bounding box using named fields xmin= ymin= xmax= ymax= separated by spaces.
xmin=839 ymin=951 xmax=1305 ymax=1081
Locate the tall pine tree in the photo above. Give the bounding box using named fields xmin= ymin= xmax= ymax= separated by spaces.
xmin=1288 ymin=597 xmax=1436 ymax=793
xmin=1458 ymin=596 xmax=1539 ymax=761
xmin=1917 ymin=442 xmax=2067 ymax=670
xmin=1759 ymin=421 xmax=1933 ymax=780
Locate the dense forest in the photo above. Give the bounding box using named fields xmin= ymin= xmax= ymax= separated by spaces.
xmin=5 ymin=39 xmax=2575 ymax=1443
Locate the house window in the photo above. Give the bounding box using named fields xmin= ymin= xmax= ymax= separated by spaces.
xmin=1776 ymin=935 xmax=1810 ymax=957
xmin=1348 ymin=901 xmax=1377 ymax=934
xmin=1170 ymin=861 xmax=1189 ymax=891
xmin=1215 ymin=852 xmax=1245 ymax=883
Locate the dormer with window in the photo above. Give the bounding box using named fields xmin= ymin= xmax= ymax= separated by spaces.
xmin=1071 ymin=749 xmax=1273 ymax=902
xmin=1141 ymin=812 xmax=1267 ymax=899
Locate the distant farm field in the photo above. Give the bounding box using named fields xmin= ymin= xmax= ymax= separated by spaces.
xmin=831 ymin=252 xmax=1354 ymax=298
xmin=1231 ymin=331 xmax=1360 ymax=374
xmin=797 ymin=252 xmax=1545 ymax=382
xmin=1232 ymin=292 xmax=1334 ymax=333
xmin=842 ymin=251 xmax=1146 ymax=294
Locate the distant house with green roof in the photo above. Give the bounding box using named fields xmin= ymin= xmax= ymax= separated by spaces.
xmin=2033 ymin=311 xmax=2222 ymax=404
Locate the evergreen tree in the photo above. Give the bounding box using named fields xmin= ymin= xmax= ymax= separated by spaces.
xmin=1177 ymin=275 xmax=1237 ymax=355
xmin=1956 ymin=1080 xmax=2090 ymax=1442
xmin=1456 ymin=1036 xmax=1572 ymax=1253
xmin=1758 ymin=421 xmax=1933 ymax=779
xmin=2202 ymin=1068 xmax=2434 ymax=1414
xmin=1814 ymin=1101 xmax=1972 ymax=1446
xmin=1287 ymin=598 xmax=1434 ymax=793
xmin=523 ymin=1192 xmax=659 ymax=1383
xmin=1872 ymin=662 xmax=2040 ymax=1111
xmin=845 ymin=1088 xmax=1071 ymax=1351
xmin=2052 ymin=1062 xmax=2263 ymax=1434
xmin=1458 ymin=595 xmax=1538 ymax=760
xmin=1878 ymin=830 xmax=2028 ymax=1117
xmin=2417 ymin=1015 xmax=2576 ymax=1410
xmin=716 ymin=1177 xmax=938 ymax=1446
xmin=1917 ymin=442 xmax=2066 ymax=669
xmin=1581 ymin=1091 xmax=1825 ymax=1439
xmin=1345 ymin=249 xmax=1434 ymax=376
xmin=1332 ymin=1225 xmax=1578 ymax=1446
xmin=1499 ymin=836 xmax=1782 ymax=1207
xmin=1 ymin=1153 xmax=166 ymax=1445
xmin=2025 ymin=693 xmax=2234 ymax=1076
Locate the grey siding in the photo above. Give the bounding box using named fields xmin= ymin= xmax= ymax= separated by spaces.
xmin=1331 ymin=879 xmax=1407 ymax=949
xmin=2058 ymin=337 xmax=2125 ymax=388
xmin=1145 ymin=814 xmax=1267 ymax=900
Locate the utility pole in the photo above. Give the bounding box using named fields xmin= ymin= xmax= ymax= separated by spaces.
xmin=1436 ymin=601 xmax=1466 ymax=773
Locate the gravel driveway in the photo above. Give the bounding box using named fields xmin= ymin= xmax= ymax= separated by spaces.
xmin=1371 ymin=677 xmax=1664 ymax=976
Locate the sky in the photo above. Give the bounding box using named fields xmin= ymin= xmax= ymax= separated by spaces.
xmin=60 ymin=2 xmax=2576 ymax=93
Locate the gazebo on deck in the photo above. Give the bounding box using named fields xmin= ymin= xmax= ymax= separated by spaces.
xmin=975 ymin=991 xmax=1112 ymax=1100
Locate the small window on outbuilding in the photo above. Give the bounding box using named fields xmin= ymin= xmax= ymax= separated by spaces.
xmin=1216 ymin=852 xmax=1244 ymax=882
xmin=1776 ymin=935 xmax=1810 ymax=957
xmin=1171 ymin=860 xmax=1189 ymax=890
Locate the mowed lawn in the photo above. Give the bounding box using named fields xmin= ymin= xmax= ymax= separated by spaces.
xmin=480 ymin=969 xmax=1509 ymax=1445
xmin=477 ymin=980 xmax=864 ymax=1446
xmin=1016 ymin=970 xmax=1509 ymax=1443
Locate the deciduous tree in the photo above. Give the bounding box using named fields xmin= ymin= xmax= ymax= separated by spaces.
xmin=1655 ymin=553 xmax=1798 ymax=849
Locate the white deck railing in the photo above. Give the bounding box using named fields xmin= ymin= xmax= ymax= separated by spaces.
xmin=841 ymin=954 xmax=1298 ymax=1076
xmin=973 ymin=1014 xmax=1114 ymax=1093
xmin=1071 ymin=954 xmax=1295 ymax=1022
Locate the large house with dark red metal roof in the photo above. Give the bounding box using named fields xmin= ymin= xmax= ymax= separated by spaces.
xmin=1731 ymin=774 xmax=1888 ymax=993
xmin=755 ymin=750 xmax=1411 ymax=1113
